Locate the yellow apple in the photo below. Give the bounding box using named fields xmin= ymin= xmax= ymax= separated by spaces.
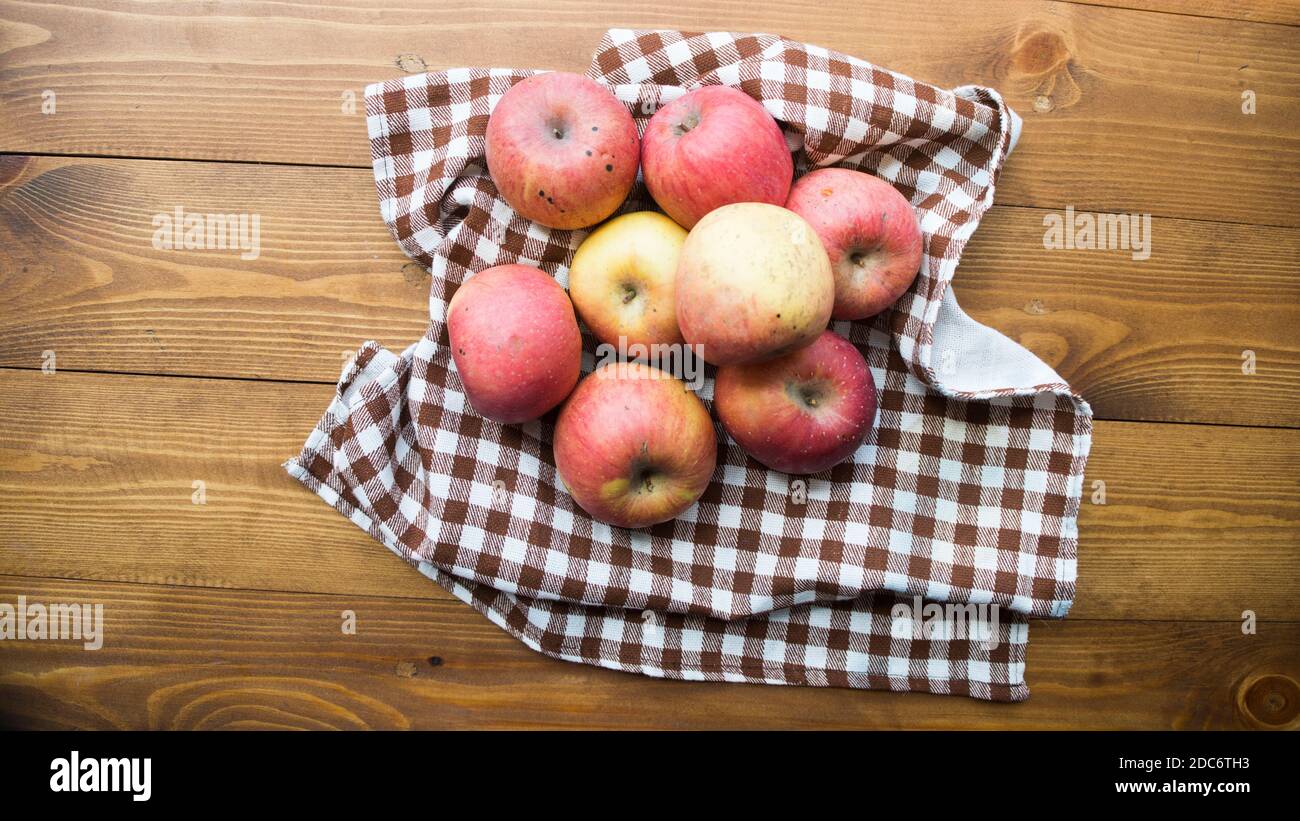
xmin=676 ymin=203 xmax=834 ymax=366
xmin=567 ymin=211 xmax=688 ymax=349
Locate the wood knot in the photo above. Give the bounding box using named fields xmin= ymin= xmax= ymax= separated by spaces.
xmin=395 ymin=660 xmax=418 ymax=678
xmin=395 ymin=53 xmax=428 ymax=74
xmin=1239 ymin=674 xmax=1299 ymax=728
xmin=1007 ymin=26 xmax=1082 ymax=109
xmin=0 ymin=155 xmax=29 ymax=190
xmin=402 ymin=261 xmax=431 ymax=287
xmin=1011 ymin=30 xmax=1071 ymax=78
xmin=1017 ymin=331 xmax=1068 ymax=370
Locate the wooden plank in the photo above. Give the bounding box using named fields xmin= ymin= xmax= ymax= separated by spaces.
xmin=956 ymin=205 xmax=1300 ymax=428
xmin=3 ymin=155 xmax=1296 ymax=427
xmin=0 ymin=369 xmax=1296 ymax=622
xmin=0 ymin=576 xmax=1295 ymax=730
xmin=1068 ymin=0 xmax=1300 ymax=27
xmin=1 ymin=1 xmax=1297 ymax=225
xmin=0 ymin=155 xmax=430 ymax=380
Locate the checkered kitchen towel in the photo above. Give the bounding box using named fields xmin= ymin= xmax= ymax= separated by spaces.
xmin=285 ymin=30 xmax=1093 ymax=702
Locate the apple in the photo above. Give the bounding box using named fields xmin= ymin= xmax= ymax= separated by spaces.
xmin=785 ymin=167 xmax=923 ymax=319
xmin=553 ymin=360 xmax=717 ymax=529
xmin=675 ymin=202 xmax=834 ymax=366
xmin=567 ymin=211 xmax=688 ymax=350
xmin=713 ymin=329 xmax=876 ymax=474
xmin=641 ymin=85 xmax=793 ymax=229
xmin=447 ymin=264 xmax=582 ymax=424
xmin=485 ymin=71 xmax=639 ymax=230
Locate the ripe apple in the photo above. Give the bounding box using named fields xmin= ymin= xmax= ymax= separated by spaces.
xmin=675 ymin=202 xmax=834 ymax=366
xmin=785 ymin=167 xmax=923 ymax=319
xmin=485 ymin=72 xmax=639 ymax=230
xmin=714 ymin=329 xmax=876 ymax=475
xmin=567 ymin=211 xmax=688 ymax=350
xmin=641 ymin=85 xmax=793 ymax=229
xmin=553 ymin=361 xmax=717 ymax=529
xmin=447 ymin=264 xmax=581 ymax=424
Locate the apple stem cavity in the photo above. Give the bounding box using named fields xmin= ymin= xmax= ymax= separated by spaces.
xmin=633 ymin=464 xmax=657 ymax=493
xmin=674 ymin=110 xmax=701 ymax=137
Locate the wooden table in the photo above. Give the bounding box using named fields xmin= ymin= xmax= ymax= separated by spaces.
xmin=1 ymin=0 xmax=1297 ymax=730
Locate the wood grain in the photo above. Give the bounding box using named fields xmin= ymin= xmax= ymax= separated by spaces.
xmin=2 ymin=155 xmax=1296 ymax=427
xmin=1 ymin=576 xmax=1295 ymax=730
xmin=1 ymin=1 xmax=1298 ymax=225
xmin=956 ymin=205 xmax=1300 ymax=428
xmin=1073 ymin=0 xmax=1300 ymax=26
xmin=0 ymin=368 xmax=1296 ymax=622
xmin=0 ymin=154 xmax=431 ymax=380
xmin=0 ymin=0 xmax=1297 ymax=733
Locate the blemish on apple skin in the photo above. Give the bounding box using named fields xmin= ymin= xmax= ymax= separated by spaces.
xmin=605 ymin=164 xmax=614 ymax=172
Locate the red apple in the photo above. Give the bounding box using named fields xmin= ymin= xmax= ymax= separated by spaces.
xmin=714 ymin=330 xmax=876 ymax=474
xmin=447 ymin=264 xmax=581 ymax=424
xmin=485 ymin=72 xmax=639 ymax=230
xmin=676 ymin=203 xmax=834 ymax=366
xmin=785 ymin=167 xmax=923 ymax=320
xmin=553 ymin=361 xmax=717 ymax=529
xmin=641 ymin=85 xmax=793 ymax=229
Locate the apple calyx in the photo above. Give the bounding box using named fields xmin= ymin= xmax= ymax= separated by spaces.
xmin=786 ymin=379 xmax=828 ymax=411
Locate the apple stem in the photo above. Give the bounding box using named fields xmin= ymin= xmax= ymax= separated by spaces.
xmin=674 ymin=111 xmax=701 ymax=136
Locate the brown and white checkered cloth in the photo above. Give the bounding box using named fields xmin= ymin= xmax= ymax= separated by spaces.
xmin=285 ymin=30 xmax=1093 ymax=702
